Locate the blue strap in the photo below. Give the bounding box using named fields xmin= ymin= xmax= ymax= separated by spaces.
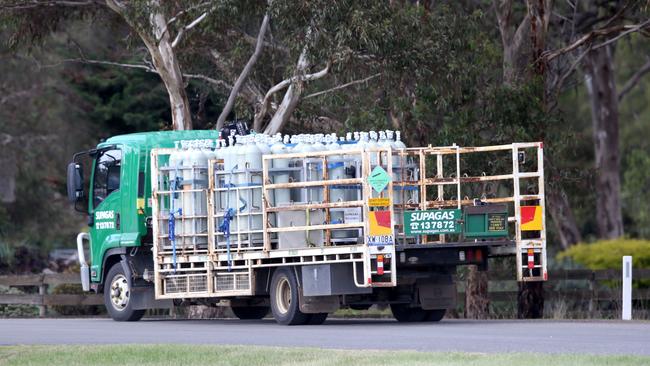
xmin=219 ymin=208 xmax=235 ymax=272
xmin=219 ymin=164 xmax=239 ymax=272
xmin=169 ymin=175 xmax=182 ymax=273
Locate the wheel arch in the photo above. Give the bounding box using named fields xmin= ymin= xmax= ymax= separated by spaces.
xmin=98 ymin=248 xmax=127 ymax=292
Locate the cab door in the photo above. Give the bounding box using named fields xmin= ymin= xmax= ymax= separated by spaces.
xmin=88 ymin=147 xmax=123 ymax=282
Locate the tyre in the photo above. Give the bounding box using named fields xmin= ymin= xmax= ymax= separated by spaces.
xmin=390 ymin=304 xmax=428 ymax=322
xmin=104 ymin=263 xmax=145 ymax=322
xmin=231 ymin=306 xmax=269 ymax=320
xmin=424 ymin=309 xmax=446 ymax=322
xmin=349 ymin=304 xmax=372 ymax=311
xmin=306 ymin=313 xmax=328 ymax=325
xmin=270 ymin=267 xmax=309 ymax=325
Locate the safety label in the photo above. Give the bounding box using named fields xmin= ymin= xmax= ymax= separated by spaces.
xmin=368 ymin=197 xmax=390 ymax=207
xmin=368 ymin=166 xmax=391 ymax=193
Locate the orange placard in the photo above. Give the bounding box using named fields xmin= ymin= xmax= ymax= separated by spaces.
xmin=521 ymin=206 xmax=542 ymax=231
xmin=369 ymin=210 xmax=392 ymax=236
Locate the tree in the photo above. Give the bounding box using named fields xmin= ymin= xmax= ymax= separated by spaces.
xmin=544 ymin=0 xmax=650 ymax=240
xmin=1 ymin=0 xmax=218 ymax=130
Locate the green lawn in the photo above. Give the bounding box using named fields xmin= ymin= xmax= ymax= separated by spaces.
xmin=0 ymin=345 xmax=648 ymax=366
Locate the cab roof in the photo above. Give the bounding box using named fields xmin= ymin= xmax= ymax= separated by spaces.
xmin=100 ymin=130 xmax=222 ymax=150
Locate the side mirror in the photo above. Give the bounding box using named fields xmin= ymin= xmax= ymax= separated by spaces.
xmin=67 ymin=162 xmax=84 ymax=203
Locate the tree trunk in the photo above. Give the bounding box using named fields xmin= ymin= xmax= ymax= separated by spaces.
xmin=517 ymin=281 xmax=544 ymax=318
xmin=464 ymin=265 xmax=489 ymax=319
xmin=262 ymin=49 xmax=309 ymax=134
xmin=583 ymin=45 xmax=623 ymax=239
xmin=106 ymin=0 xmax=192 ymax=131
xmin=546 ymin=184 xmax=583 ymax=249
xmin=217 ymin=13 xmax=270 ymax=131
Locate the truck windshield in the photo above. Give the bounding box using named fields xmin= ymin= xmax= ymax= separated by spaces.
xmin=93 ymin=149 xmax=122 ymax=208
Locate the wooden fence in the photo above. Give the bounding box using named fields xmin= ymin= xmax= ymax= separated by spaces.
xmin=0 ymin=273 xmax=102 ymax=316
xmin=1 ymin=269 xmax=649 ymax=317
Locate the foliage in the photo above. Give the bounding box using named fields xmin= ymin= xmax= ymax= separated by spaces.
xmin=0 ymin=285 xmax=38 ymax=317
xmin=623 ymin=150 xmax=650 ymax=239
xmin=50 ymin=284 xmax=104 ymax=316
xmin=557 ymin=239 xmax=650 ymax=270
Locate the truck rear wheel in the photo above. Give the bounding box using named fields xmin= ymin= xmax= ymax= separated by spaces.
xmin=231 ymin=306 xmax=269 ymax=320
xmin=270 ymin=267 xmax=309 ymax=325
xmin=425 ymin=309 xmax=446 ymax=322
xmin=306 ymin=313 xmax=328 ymax=325
xmin=391 ymin=304 xmax=446 ymax=322
xmin=390 ymin=304 xmax=427 ymax=322
xmin=104 ymin=263 xmax=145 ymax=322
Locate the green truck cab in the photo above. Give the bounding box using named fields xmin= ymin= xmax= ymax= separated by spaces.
xmin=68 ymin=131 xmax=220 ymax=320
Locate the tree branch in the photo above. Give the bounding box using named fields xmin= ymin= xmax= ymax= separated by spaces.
xmin=619 ymin=58 xmax=650 ymax=101
xmin=157 ymin=1 xmax=211 ymax=43
xmin=216 ymin=12 xmax=270 ymax=130
xmin=544 ymin=20 xmax=650 ymax=62
xmin=303 ymin=73 xmax=381 ymax=100
xmin=255 ymin=61 xmax=330 ymax=130
xmin=41 ymin=57 xmax=156 ymax=72
xmin=40 ymin=56 xmax=232 ymax=90
xmin=171 ymin=10 xmax=210 ymax=48
xmin=0 ymin=0 xmax=101 ymax=10
xmin=183 ymin=73 xmax=232 ymax=89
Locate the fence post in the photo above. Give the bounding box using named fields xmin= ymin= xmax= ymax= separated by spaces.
xmin=588 ymin=270 xmax=596 ymax=317
xmin=622 ymin=256 xmax=632 ymax=321
xmin=38 ymin=283 xmax=47 ymax=317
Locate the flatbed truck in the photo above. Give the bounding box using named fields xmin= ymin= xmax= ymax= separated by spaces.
xmin=67 ymin=130 xmax=547 ymax=324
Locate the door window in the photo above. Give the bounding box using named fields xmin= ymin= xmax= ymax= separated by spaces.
xmin=93 ymin=149 xmax=122 ymax=208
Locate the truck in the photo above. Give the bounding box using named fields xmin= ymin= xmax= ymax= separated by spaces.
xmin=67 ymin=129 xmax=547 ymax=325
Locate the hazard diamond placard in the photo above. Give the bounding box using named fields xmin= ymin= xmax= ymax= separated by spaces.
xmin=521 ymin=206 xmax=542 ymax=231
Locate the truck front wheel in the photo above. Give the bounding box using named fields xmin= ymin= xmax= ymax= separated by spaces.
xmin=104 ymin=263 xmax=145 ymax=322
xmin=270 ymin=267 xmax=309 ymax=325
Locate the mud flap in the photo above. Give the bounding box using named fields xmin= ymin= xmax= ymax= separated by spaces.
xmin=130 ymin=286 xmax=173 ymax=310
xmin=418 ymin=279 xmax=456 ymax=310
xmin=298 ymin=292 xmax=339 ymax=314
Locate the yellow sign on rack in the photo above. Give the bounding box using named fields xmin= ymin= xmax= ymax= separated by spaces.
xmin=521 ymin=206 xmax=543 ymax=231
xmin=369 ymin=197 xmax=390 ymax=207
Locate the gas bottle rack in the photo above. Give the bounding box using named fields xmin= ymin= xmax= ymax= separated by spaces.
xmin=150 ymin=143 xmax=546 ymax=299
xmin=150 ymin=147 xmax=398 ymax=299
xmin=211 ymin=166 xmax=265 ymax=251
xmin=390 ymin=142 xmax=547 ymax=282
xmin=153 ymin=163 xmax=210 ymax=254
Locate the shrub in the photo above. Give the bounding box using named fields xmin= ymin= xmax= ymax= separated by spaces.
xmin=557 ymin=238 xmax=650 ymax=269
xmin=0 ymin=285 xmax=38 ymax=317
xmin=51 ymin=284 xmax=105 ymax=316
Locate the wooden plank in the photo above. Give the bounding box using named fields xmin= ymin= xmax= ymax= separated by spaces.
xmin=267 ymin=222 xmax=364 ymax=233
xmin=43 ymin=294 xmax=104 ymax=306
xmin=0 ymin=274 xmax=43 ymax=286
xmin=0 ymin=294 xmax=42 ymax=305
xmin=458 ymin=289 xmax=650 ymax=302
xmin=264 ymin=178 xmax=362 ymax=190
xmin=44 ymin=273 xmax=82 ymax=286
xmin=266 ymin=200 xmax=364 ymax=212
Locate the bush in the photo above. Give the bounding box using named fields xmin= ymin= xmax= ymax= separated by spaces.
xmin=557 ymin=238 xmax=650 ymax=269
xmin=51 ymin=284 xmax=105 ymax=316
xmin=0 ymin=285 xmax=38 ymax=317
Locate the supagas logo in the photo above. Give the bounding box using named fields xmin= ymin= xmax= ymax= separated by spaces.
xmin=95 ymin=210 xmax=115 ymax=230
xmin=408 ymin=210 xmax=456 ymax=221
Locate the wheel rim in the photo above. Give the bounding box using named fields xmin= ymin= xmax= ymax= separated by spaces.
xmin=109 ymin=274 xmax=130 ymax=311
xmin=276 ymin=277 xmax=291 ymax=315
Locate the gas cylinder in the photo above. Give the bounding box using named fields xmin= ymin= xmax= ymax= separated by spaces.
xmin=271 ymin=134 xmax=290 ymax=206
xmin=185 ymin=140 xmax=208 ymax=246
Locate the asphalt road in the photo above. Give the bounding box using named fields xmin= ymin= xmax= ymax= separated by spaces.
xmin=1 ymin=318 xmax=649 ymax=355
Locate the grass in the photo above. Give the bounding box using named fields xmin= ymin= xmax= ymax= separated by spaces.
xmin=0 ymin=345 xmax=649 ymax=366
